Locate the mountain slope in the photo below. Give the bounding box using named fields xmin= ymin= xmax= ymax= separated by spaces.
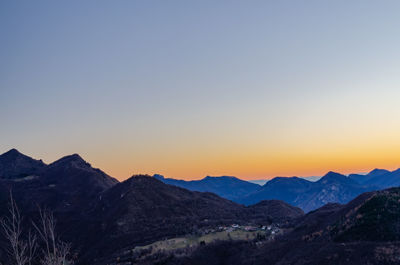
xmin=349 ymin=168 xmax=391 ymax=185
xmin=0 ymin=149 xmax=46 ymax=179
xmin=0 ymin=153 xmax=118 ymax=213
xmin=264 ymin=188 xmax=400 ymax=264
xmin=298 ymin=172 xmax=370 ymax=212
xmin=364 ymin=168 xmax=400 ymax=189
xmin=333 ymin=188 xmax=400 ymax=242
xmin=83 ymin=175 xmax=303 ymax=264
xmin=154 ymin=174 xmax=261 ymax=202
xmin=42 ymin=154 xmax=118 ymax=204
xmin=0 ymin=150 xmax=120 ymax=264
xmin=240 ymin=176 xmax=313 ymax=206
xmin=241 ymin=172 xmax=373 ymax=212
xmin=160 ymin=188 xmax=400 ymax=265
xmin=0 ymin=148 xmax=306 ymax=265
xmin=246 ymin=199 xmax=304 ymax=222
xmin=157 ymin=168 xmax=400 ymax=213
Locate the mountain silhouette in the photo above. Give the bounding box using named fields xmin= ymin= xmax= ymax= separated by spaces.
xmin=241 ymin=171 xmax=373 ymax=212
xmin=155 ymin=170 xmax=400 ymax=212
xmin=83 ymin=175 xmax=303 ymax=263
xmin=154 ymin=174 xmax=261 ymax=202
xmin=0 ymin=150 xmax=303 ymax=264
xmin=0 ymin=148 xmax=46 ymax=179
xmin=2 ymin=148 xmax=400 ymax=264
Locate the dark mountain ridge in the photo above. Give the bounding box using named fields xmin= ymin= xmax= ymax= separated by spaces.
xmin=154 ymin=174 xmax=261 ymax=202
xmin=0 ymin=149 xmax=303 ymax=265
xmin=0 ymin=150 xmax=118 ymax=212
xmin=1 ymin=148 xmax=400 ymax=264
xmin=0 ymin=149 xmax=46 ymax=179
xmin=3 ymin=148 xmax=400 ymax=214
xmin=42 ymin=153 xmax=118 ymax=202
xmin=83 ymin=175 xmax=303 ymax=264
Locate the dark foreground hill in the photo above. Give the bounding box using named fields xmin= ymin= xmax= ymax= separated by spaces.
xmin=0 ymin=149 xmax=303 ymax=265
xmin=0 ymin=151 xmax=118 ymax=212
xmin=153 ymin=188 xmax=400 ymax=265
xmin=81 ymin=175 xmax=303 ymax=264
xmin=2 ymin=148 xmax=400 ymax=265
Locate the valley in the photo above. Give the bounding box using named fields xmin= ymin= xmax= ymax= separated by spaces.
xmin=113 ymin=224 xmax=280 ymax=265
xmin=1 ymin=149 xmax=400 ymax=265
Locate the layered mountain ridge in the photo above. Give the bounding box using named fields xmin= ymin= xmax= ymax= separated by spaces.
xmin=0 ymin=149 xmax=302 ymax=264
xmin=156 ymin=167 xmax=400 ymax=212
xmin=1 ymin=148 xmax=400 ymax=264
xmin=154 ymin=174 xmax=260 ymax=201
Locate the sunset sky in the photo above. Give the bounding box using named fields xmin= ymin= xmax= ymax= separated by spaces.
xmin=1 ymin=1 xmax=400 ymax=181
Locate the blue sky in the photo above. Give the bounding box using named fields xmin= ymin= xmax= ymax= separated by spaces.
xmin=1 ymin=1 xmax=400 ymax=180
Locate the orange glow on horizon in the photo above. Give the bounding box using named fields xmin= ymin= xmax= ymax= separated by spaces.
xmin=91 ymin=146 xmax=400 ymax=181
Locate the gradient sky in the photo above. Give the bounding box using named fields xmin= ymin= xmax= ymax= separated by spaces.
xmin=1 ymin=1 xmax=400 ymax=181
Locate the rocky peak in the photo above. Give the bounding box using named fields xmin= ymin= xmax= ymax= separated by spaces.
xmin=318 ymin=171 xmax=348 ymax=183
xmin=48 ymin=153 xmax=90 ymax=169
xmin=0 ymin=148 xmax=46 ymax=179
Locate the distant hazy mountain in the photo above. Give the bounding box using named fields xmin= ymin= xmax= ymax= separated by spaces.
xmin=153 ymin=174 xmax=261 ymax=202
xmin=249 ymin=176 xmax=321 ymax=186
xmin=241 ymin=172 xmax=373 ymax=212
xmin=348 ymin=168 xmax=400 ymax=190
xmin=241 ymin=176 xmax=314 ymax=207
xmin=154 ymin=170 xmax=400 ymax=212
xmin=348 ymin=168 xmax=390 ymax=184
xmin=363 ymin=168 xmax=400 ymax=188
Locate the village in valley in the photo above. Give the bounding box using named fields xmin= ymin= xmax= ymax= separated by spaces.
xmin=113 ymin=223 xmax=283 ymax=264
xmin=217 ymin=223 xmax=280 ymax=234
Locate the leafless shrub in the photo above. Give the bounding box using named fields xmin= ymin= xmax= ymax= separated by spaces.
xmin=0 ymin=192 xmax=37 ymax=265
xmin=32 ymin=209 xmax=73 ymax=265
xmin=1 ymin=193 xmax=73 ymax=265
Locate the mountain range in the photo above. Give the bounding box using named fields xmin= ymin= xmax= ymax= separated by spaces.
xmin=1 ymin=148 xmax=400 ymax=264
xmin=0 ymin=149 xmax=302 ymax=264
xmin=155 ymin=167 xmax=400 ymax=212
xmin=153 ymin=174 xmax=260 ymax=202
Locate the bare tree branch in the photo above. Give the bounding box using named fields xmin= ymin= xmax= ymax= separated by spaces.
xmin=1 ymin=192 xmax=73 ymax=265
xmin=32 ymin=208 xmax=73 ymax=265
xmin=0 ymin=191 xmax=36 ymax=265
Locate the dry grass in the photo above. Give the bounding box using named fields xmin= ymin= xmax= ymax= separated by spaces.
xmin=134 ymin=230 xmax=266 ymax=254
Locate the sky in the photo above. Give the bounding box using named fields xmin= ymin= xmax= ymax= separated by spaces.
xmin=1 ymin=1 xmax=400 ymax=181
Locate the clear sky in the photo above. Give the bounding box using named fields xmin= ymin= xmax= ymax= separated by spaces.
xmin=1 ymin=1 xmax=400 ymax=181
